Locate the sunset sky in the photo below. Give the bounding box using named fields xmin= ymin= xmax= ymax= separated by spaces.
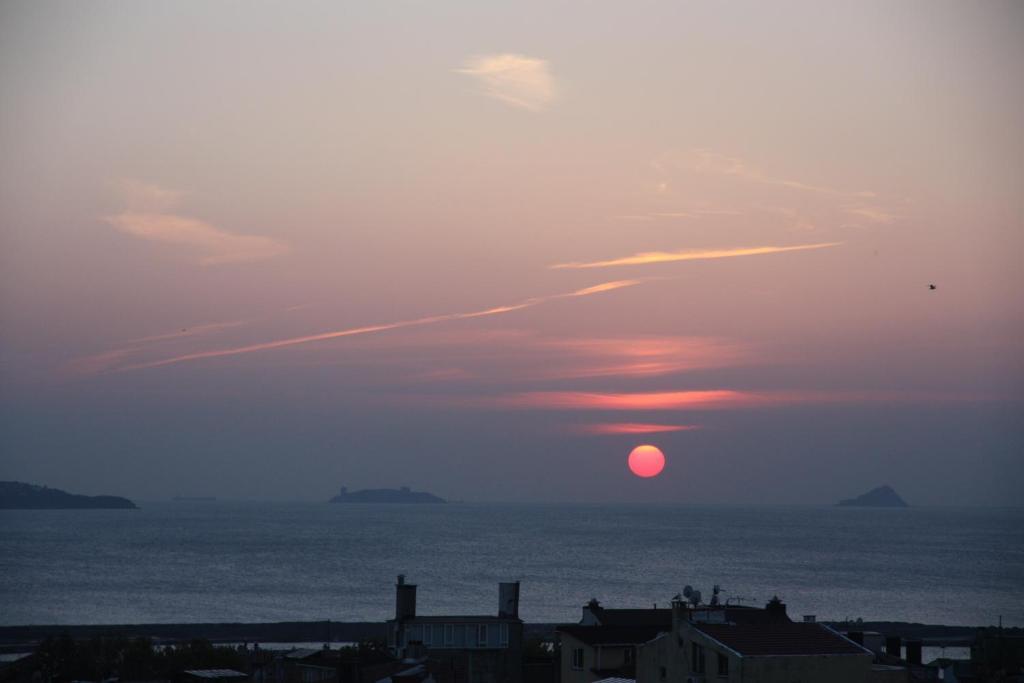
xmin=1 ymin=1 xmax=1021 ymax=504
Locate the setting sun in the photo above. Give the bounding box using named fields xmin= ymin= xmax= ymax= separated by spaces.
xmin=628 ymin=445 xmax=666 ymax=478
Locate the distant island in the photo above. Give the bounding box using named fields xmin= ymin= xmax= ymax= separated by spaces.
xmin=0 ymin=481 xmax=137 ymax=510
xmin=838 ymin=485 xmax=908 ymax=508
xmin=330 ymin=486 xmax=446 ymax=504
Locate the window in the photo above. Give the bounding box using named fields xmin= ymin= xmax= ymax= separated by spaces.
xmin=717 ymin=652 xmax=729 ymax=677
xmin=499 ymin=623 xmax=509 ymax=647
xmin=423 ymin=624 xmax=432 ymax=646
xmin=691 ymin=642 xmax=706 ymax=674
xmin=623 ymin=646 xmax=634 ymax=665
xmin=443 ymin=624 xmax=454 ymax=646
xmin=571 ymin=648 xmax=584 ymax=670
xmin=477 ymin=624 xmax=487 ymax=647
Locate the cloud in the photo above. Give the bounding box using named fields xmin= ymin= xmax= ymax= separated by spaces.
xmin=692 ymin=150 xmax=876 ymax=198
xmin=110 ymin=279 xmax=642 ymax=372
xmin=550 ymin=243 xmax=841 ymax=270
xmin=536 ymin=336 xmax=748 ymax=380
xmin=65 ymin=318 xmax=252 ymax=377
xmin=106 ymin=180 xmax=288 ymax=265
xmin=500 ymin=389 xmax=764 ymax=410
xmin=573 ymin=422 xmax=700 ymax=435
xmin=845 ymin=205 xmax=897 ymax=224
xmin=123 ymin=319 xmax=249 ymax=345
xmin=106 ymin=213 xmax=289 ymax=265
xmin=113 ymin=178 xmax=183 ymax=212
xmin=565 ymin=280 xmax=642 ymax=296
xmin=457 ymin=54 xmax=555 ymax=111
xmin=490 ymin=389 xmax=991 ymax=411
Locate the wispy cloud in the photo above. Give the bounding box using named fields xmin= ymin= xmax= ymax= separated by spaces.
xmin=65 ymin=318 xmax=252 ymax=376
xmin=499 ymin=389 xmax=765 ymax=410
xmin=123 ymin=319 xmax=249 ymax=345
xmin=573 ymin=422 xmax=700 ymax=435
xmin=536 ymin=336 xmax=748 ymax=380
xmin=844 ymin=205 xmax=897 ymax=224
xmin=550 ymin=243 xmax=841 ymax=270
xmin=490 ymin=389 xmax=989 ymax=411
xmin=106 ymin=180 xmax=288 ymax=265
xmin=111 ymin=280 xmax=642 ymax=372
xmin=114 ymin=178 xmax=183 ymax=212
xmin=107 ymin=213 xmax=288 ymax=266
xmin=692 ymin=150 xmax=876 ymax=199
xmin=456 ymin=54 xmax=555 ymax=111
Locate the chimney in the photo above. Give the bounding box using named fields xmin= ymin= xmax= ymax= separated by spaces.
xmin=905 ymin=639 xmax=922 ymax=666
xmin=581 ymin=598 xmax=602 ymax=625
xmin=671 ymin=596 xmax=687 ymax=635
xmin=885 ymin=635 xmax=901 ymax=658
xmin=395 ymin=574 xmax=417 ymax=621
xmin=765 ymin=596 xmax=788 ymax=622
xmin=499 ymin=582 xmax=520 ymax=618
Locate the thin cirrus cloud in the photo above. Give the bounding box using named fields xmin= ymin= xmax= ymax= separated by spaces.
xmin=691 ymin=150 xmax=877 ymax=199
xmin=105 ymin=279 xmax=642 ymax=373
xmin=550 ymin=242 xmax=842 ymax=270
xmin=456 ymin=54 xmax=555 ymax=111
xmin=500 ymin=389 xmax=767 ymax=410
xmin=574 ymin=423 xmax=701 ymax=435
xmin=844 ymin=205 xmax=897 ymax=224
xmin=535 ymin=336 xmax=748 ymax=380
xmin=492 ymin=389 xmax=991 ymax=412
xmin=65 ymin=318 xmax=253 ymax=377
xmin=106 ymin=180 xmax=288 ymax=265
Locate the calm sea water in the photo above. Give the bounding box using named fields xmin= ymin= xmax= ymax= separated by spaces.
xmin=1 ymin=503 xmax=1021 ymax=627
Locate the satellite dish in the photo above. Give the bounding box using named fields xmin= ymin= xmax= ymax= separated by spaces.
xmin=683 ymin=585 xmax=693 ymax=598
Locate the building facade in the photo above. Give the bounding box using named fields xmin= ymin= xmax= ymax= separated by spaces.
xmin=558 ymin=599 xmax=672 ymax=683
xmin=386 ymin=575 xmax=523 ymax=683
xmin=636 ymin=597 xmax=875 ymax=683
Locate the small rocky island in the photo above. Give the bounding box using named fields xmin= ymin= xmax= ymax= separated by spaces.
xmin=330 ymin=486 xmax=446 ymax=504
xmin=838 ymin=485 xmax=908 ymax=508
xmin=0 ymin=481 xmax=137 ymax=509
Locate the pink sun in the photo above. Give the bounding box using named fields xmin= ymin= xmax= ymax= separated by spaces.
xmin=628 ymin=444 xmax=666 ymax=478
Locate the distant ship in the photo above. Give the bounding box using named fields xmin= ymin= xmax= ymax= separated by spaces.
xmin=329 ymin=486 xmax=446 ymax=504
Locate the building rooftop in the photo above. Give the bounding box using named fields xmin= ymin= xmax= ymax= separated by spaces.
xmin=589 ymin=607 xmax=672 ymax=628
xmin=182 ymin=670 xmax=249 ymax=679
xmin=558 ymin=624 xmax=666 ymax=646
xmin=692 ymin=623 xmax=870 ymax=657
xmin=400 ymin=614 xmax=521 ymax=623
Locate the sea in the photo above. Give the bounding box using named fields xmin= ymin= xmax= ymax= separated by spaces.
xmin=1 ymin=502 xmax=1022 ymax=628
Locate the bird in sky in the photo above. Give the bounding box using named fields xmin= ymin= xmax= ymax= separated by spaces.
xmin=928 ymin=284 xmax=937 ymax=290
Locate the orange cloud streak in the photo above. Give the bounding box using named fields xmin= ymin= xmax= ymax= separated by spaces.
xmin=575 ymin=422 xmax=700 ymax=435
xmin=550 ymin=243 xmax=841 ymax=270
xmin=503 ymin=389 xmax=764 ymax=410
